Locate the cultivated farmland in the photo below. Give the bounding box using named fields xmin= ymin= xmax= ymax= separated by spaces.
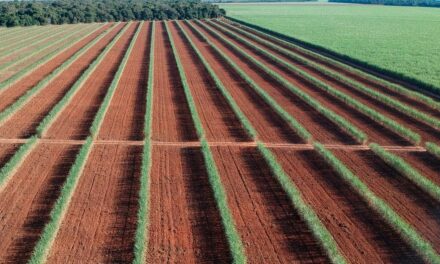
xmin=0 ymin=18 xmax=439 ymax=264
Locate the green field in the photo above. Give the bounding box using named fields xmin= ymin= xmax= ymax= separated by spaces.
xmin=221 ymin=3 xmax=440 ymax=90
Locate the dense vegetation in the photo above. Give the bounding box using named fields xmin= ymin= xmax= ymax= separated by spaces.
xmin=329 ymin=0 xmax=440 ymax=7
xmin=0 ymin=0 xmax=225 ymax=27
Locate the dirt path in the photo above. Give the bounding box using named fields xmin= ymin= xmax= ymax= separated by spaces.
xmin=0 ymin=143 xmax=80 ymax=263
xmin=44 ymin=23 xmax=137 ymax=140
xmin=0 ymin=24 xmax=125 ymax=139
xmin=147 ymin=145 xmax=231 ymax=262
xmin=47 ymin=144 xmax=140 ymax=263
xmin=0 ymin=24 xmax=110 ymax=113
xmin=169 ymin=21 xmax=250 ymax=142
xmin=98 ymin=22 xmax=151 ymax=141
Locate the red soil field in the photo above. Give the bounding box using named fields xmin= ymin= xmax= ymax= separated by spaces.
xmin=147 ymin=145 xmax=231 ymax=263
xmin=97 ymin=22 xmax=151 ymax=141
xmin=46 ymin=144 xmax=141 ymax=263
xmin=0 ymin=24 xmax=110 ymax=113
xmin=0 ymin=24 xmax=126 ymax=139
xmin=394 ymin=151 xmax=440 ymax=185
xmin=44 ymin=23 xmax=137 ymax=140
xmin=0 ymin=143 xmax=80 ymax=263
xmin=151 ymin=22 xmax=198 ymax=142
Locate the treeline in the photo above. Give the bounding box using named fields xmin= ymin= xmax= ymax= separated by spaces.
xmin=329 ymin=0 xmax=440 ymax=7
xmin=0 ymin=0 xmax=226 ymax=27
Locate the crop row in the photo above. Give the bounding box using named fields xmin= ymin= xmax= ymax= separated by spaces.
xmin=220 ymin=19 xmax=440 ymax=112
xmin=426 ymin=142 xmax=440 ymax=159
xmin=0 ymin=23 xmax=108 ymax=92
xmin=0 ymin=25 xmax=45 ymax=49
xmin=216 ymin=20 xmax=440 ymax=130
xmin=198 ymin=20 xmax=366 ymax=144
xmin=204 ymin=21 xmax=421 ymax=144
xmin=0 ymin=24 xmax=117 ymax=126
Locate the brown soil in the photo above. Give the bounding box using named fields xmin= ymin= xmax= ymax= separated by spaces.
xmin=97 ymin=22 xmax=151 ymax=141
xmin=151 ymin=22 xmax=198 ymax=142
xmin=212 ymin=146 xmax=329 ymax=263
xmin=224 ymin=20 xmax=440 ymax=119
xmin=333 ymin=149 xmax=440 ymax=253
xmin=0 ymin=143 xmax=21 ymax=167
xmin=394 ymin=151 xmax=440 ymax=185
xmin=47 ymin=144 xmax=141 ymax=263
xmin=0 ymin=24 xmax=110 ymax=113
xmin=44 ymin=23 xmax=137 ymax=140
xmin=181 ymin=21 xmax=302 ymax=144
xmin=272 ymin=148 xmax=423 ymax=263
xmin=199 ymin=21 xmax=413 ymax=146
xmin=192 ymin=21 xmax=356 ymax=145
xmin=0 ymin=143 xmax=80 ymax=263
xmin=0 ymin=24 xmax=125 ymax=139
xmin=169 ymin=21 xmax=250 ymax=142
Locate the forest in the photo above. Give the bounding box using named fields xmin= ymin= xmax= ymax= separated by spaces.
xmin=0 ymin=0 xmax=226 ymax=27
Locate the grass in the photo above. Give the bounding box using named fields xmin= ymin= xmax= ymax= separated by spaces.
xmin=165 ymin=21 xmax=247 ymax=264
xmin=220 ymin=19 xmax=440 ymax=112
xmin=425 ymin=142 xmax=440 ymax=159
xmin=216 ymin=19 xmax=440 ymax=130
xmin=90 ymin=22 xmax=140 ymax=138
xmin=221 ymin=4 xmax=440 ymax=94
xmin=370 ymin=143 xmax=440 ymax=202
xmin=28 ymin=137 xmax=94 ymax=264
xmin=314 ymin=142 xmax=440 ymax=263
xmin=200 ymin=20 xmax=368 ymax=144
xmin=0 ymin=24 xmax=115 ymax=126
xmin=133 ymin=21 xmax=155 ymax=264
xmin=36 ymin=22 xmax=128 ymax=137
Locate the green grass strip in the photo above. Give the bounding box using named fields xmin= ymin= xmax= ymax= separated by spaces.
xmin=202 ymin=21 xmax=367 ymax=144
xmin=189 ymin=21 xmax=312 ymax=143
xmin=314 ymin=142 xmax=440 ymax=264
xmin=223 ymin=19 xmax=440 ymax=112
xmin=185 ymin=20 xmax=349 ymax=263
xmin=28 ymin=136 xmax=94 ymax=264
xmin=0 ymin=24 xmax=95 ymax=73
xmin=425 ymin=142 xmax=440 ymax=159
xmin=0 ymin=136 xmax=38 ymax=191
xmin=205 ymin=21 xmax=419 ymax=145
xmin=36 ymin=22 xmax=129 ymax=137
xmin=176 ymin=21 xmax=257 ymax=140
xmin=133 ymin=21 xmax=155 ymax=264
xmin=370 ymin=143 xmax=440 ymax=202
xmin=0 ymin=23 xmax=115 ymax=125
xmin=216 ymin=20 xmax=440 ymax=130
xmin=90 ymin=21 xmax=140 ymax=137
xmin=165 ymin=21 xmax=246 ymax=264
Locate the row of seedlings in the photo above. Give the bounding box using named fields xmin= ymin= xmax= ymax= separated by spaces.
xmin=28 ymin=22 xmax=138 ymax=263
xmin=223 ymin=19 xmax=440 ymax=112
xmin=0 ymin=25 xmax=44 ymax=47
xmin=186 ymin=20 xmax=440 ymax=263
xmin=426 ymin=142 xmax=440 ymax=159
xmin=196 ymin=20 xmax=367 ymax=144
xmin=0 ymin=23 xmax=118 ymax=126
xmin=133 ymin=21 xmax=155 ymax=264
xmin=0 ymin=23 xmax=108 ymax=92
xmin=165 ymin=21 xmax=247 ymax=263
xmin=214 ymin=20 xmax=440 ymax=130
xmin=199 ymin=20 xmax=421 ymax=145
xmin=178 ymin=20 xmax=346 ymax=263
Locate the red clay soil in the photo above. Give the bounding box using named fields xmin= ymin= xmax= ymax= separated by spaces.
xmin=147 ymin=145 xmax=231 ymax=263
xmin=393 ymin=150 xmax=440 ymax=186
xmin=199 ymin=21 xmax=413 ymax=146
xmin=46 ymin=144 xmax=141 ymax=263
xmin=0 ymin=143 xmax=21 ymax=167
xmin=181 ymin=21 xmax=301 ymax=144
xmin=211 ymin=146 xmax=329 ymax=263
xmin=151 ymin=22 xmax=198 ymax=142
xmin=0 ymin=143 xmax=80 ymax=263
xmin=271 ymin=148 xmax=423 ymax=263
xmin=168 ymin=21 xmax=250 ymax=142
xmin=223 ymin=20 xmax=440 ymax=119
xmin=333 ymin=149 xmax=440 ymax=253
xmin=194 ymin=21 xmax=357 ymax=145
xmin=44 ymin=23 xmax=137 ymax=140
xmin=97 ymin=22 xmax=151 ymax=141
xmin=0 ymin=23 xmax=110 ymax=113
xmin=0 ymin=24 xmax=126 ymax=139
